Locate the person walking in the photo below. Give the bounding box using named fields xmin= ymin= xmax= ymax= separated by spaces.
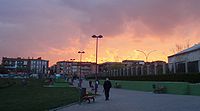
xmin=103 ymin=78 xmax=112 ymax=101
xmin=94 ymin=79 xmax=99 ymax=94
xmin=89 ymin=80 xmax=92 ymax=87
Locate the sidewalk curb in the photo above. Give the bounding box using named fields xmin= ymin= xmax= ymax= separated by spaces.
xmin=49 ymin=102 xmax=79 ymax=111
xmin=49 ymin=80 xmax=102 ymax=111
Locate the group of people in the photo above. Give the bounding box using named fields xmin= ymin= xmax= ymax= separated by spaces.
xmin=89 ymin=78 xmax=112 ymax=101
xmin=89 ymin=79 xmax=100 ymax=94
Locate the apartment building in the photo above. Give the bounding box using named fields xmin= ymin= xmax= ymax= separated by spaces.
xmin=55 ymin=61 xmax=96 ymax=77
xmin=2 ymin=57 xmax=49 ymax=76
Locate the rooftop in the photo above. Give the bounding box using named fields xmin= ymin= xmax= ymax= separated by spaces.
xmin=168 ymin=43 xmax=200 ymax=58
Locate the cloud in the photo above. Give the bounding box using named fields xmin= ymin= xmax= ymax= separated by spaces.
xmin=0 ymin=0 xmax=200 ymax=64
xmin=60 ymin=0 xmax=200 ymax=38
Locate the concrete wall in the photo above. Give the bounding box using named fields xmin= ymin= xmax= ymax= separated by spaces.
xmin=99 ymin=80 xmax=200 ymax=96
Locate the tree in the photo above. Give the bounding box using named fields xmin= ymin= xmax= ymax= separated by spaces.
xmin=171 ymin=40 xmax=191 ymax=54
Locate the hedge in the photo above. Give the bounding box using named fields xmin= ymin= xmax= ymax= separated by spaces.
xmin=87 ymin=73 xmax=200 ymax=83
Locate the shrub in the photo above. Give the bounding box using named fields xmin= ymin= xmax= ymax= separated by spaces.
xmin=87 ymin=73 xmax=200 ymax=83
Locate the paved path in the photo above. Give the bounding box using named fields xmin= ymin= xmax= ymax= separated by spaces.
xmin=56 ymin=80 xmax=200 ymax=111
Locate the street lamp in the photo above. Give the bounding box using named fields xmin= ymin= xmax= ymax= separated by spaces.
xmin=70 ymin=59 xmax=75 ymax=61
xmin=70 ymin=59 xmax=75 ymax=78
xmin=136 ymin=50 xmax=156 ymax=62
xmin=78 ymin=51 xmax=85 ymax=88
xmin=92 ymin=35 xmax=103 ymax=80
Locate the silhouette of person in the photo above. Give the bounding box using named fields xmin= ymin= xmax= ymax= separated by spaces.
xmin=103 ymin=78 xmax=112 ymax=101
xmin=89 ymin=80 xmax=92 ymax=87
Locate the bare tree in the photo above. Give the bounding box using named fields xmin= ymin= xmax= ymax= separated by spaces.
xmin=171 ymin=40 xmax=191 ymax=54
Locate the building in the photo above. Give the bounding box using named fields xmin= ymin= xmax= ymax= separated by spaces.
xmin=2 ymin=57 xmax=49 ymax=76
xmin=2 ymin=57 xmax=29 ymax=74
xmin=146 ymin=61 xmax=167 ymax=75
xmin=80 ymin=62 xmax=96 ymax=76
xmin=55 ymin=61 xmax=96 ymax=77
xmin=29 ymin=57 xmax=49 ymax=75
xmin=168 ymin=43 xmax=200 ymax=74
xmin=97 ymin=60 xmax=167 ymax=78
xmin=99 ymin=62 xmax=124 ymax=72
xmin=49 ymin=64 xmax=57 ymax=74
xmin=122 ymin=60 xmax=145 ymax=67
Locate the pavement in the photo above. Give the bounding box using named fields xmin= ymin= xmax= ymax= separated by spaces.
xmin=54 ymin=80 xmax=200 ymax=111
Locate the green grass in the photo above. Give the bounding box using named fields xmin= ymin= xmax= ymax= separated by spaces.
xmin=44 ymin=82 xmax=70 ymax=88
xmin=189 ymin=84 xmax=200 ymax=96
xmin=0 ymin=78 xmax=79 ymax=111
xmin=55 ymin=78 xmax=67 ymax=83
xmin=98 ymin=80 xmax=200 ymax=96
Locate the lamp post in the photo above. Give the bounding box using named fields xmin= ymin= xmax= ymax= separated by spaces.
xmin=70 ymin=59 xmax=75 ymax=78
xmin=92 ymin=35 xmax=103 ymax=80
xmin=136 ymin=50 xmax=156 ymax=62
xmin=78 ymin=51 xmax=85 ymax=88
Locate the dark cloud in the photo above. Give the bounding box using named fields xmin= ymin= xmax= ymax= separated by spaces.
xmin=61 ymin=0 xmax=200 ymax=37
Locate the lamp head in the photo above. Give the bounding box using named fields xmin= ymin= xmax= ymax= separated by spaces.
xmin=98 ymin=35 xmax=103 ymax=38
xmin=78 ymin=51 xmax=85 ymax=53
xmin=92 ymin=35 xmax=97 ymax=38
xmin=92 ymin=35 xmax=103 ymax=38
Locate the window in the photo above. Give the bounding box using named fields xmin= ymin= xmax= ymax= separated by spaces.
xmin=188 ymin=61 xmax=199 ymax=73
xmin=24 ymin=61 xmax=28 ymax=65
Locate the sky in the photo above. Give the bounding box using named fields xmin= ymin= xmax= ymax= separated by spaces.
xmin=0 ymin=0 xmax=200 ymax=66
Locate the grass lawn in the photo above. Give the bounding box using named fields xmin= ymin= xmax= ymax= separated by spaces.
xmin=0 ymin=78 xmax=79 ymax=111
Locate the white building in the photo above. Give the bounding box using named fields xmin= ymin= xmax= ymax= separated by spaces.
xmin=30 ymin=58 xmax=49 ymax=75
xmin=122 ymin=60 xmax=145 ymax=67
xmin=168 ymin=44 xmax=200 ymax=74
xmin=2 ymin=57 xmax=49 ymax=76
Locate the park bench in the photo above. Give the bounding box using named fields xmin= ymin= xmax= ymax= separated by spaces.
xmin=152 ymin=84 xmax=167 ymax=94
xmin=114 ymin=82 xmax=121 ymax=88
xmin=81 ymin=88 xmax=95 ymax=103
xmin=82 ymin=94 xmax=95 ymax=103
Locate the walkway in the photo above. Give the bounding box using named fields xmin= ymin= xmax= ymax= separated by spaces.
xmin=55 ymin=80 xmax=200 ymax=111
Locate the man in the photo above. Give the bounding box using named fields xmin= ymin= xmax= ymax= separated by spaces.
xmin=103 ymin=78 xmax=112 ymax=101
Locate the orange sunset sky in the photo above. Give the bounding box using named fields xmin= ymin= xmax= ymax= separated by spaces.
xmin=0 ymin=0 xmax=199 ymax=66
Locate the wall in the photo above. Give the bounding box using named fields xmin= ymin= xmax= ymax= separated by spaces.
xmin=99 ymin=80 xmax=200 ymax=96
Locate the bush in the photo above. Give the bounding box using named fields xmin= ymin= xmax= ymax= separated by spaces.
xmin=87 ymin=73 xmax=200 ymax=83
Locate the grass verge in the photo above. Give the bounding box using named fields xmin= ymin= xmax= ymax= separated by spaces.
xmin=0 ymin=78 xmax=79 ymax=111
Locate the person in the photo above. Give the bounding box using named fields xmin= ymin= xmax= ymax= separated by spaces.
xmin=103 ymin=78 xmax=112 ymax=101
xmin=88 ymin=80 xmax=94 ymax=91
xmin=94 ymin=79 xmax=99 ymax=94
xmin=21 ymin=78 xmax=27 ymax=87
xmin=89 ymin=80 xmax=92 ymax=87
xmin=78 ymin=78 xmax=82 ymax=88
xmin=71 ymin=78 xmax=74 ymax=85
xmin=49 ymin=74 xmax=54 ymax=85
